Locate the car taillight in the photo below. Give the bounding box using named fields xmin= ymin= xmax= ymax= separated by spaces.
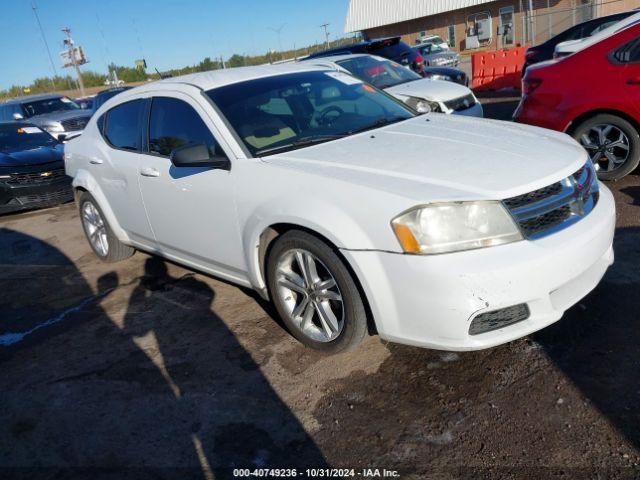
xmin=522 ymin=78 xmax=542 ymax=95
xmin=415 ymin=54 xmax=424 ymax=64
xmin=525 ymin=49 xmax=537 ymax=61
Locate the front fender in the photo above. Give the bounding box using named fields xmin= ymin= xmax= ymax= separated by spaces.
xmin=72 ymin=169 xmax=131 ymax=243
xmin=242 ymin=195 xmax=386 ymax=291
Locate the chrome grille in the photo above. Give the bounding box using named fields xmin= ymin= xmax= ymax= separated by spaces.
xmin=503 ymin=161 xmax=599 ymax=239
xmin=60 ymin=116 xmax=89 ymax=131
xmin=444 ymin=93 xmax=476 ymax=112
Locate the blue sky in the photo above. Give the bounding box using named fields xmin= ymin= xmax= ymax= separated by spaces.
xmin=0 ymin=0 xmax=351 ymax=89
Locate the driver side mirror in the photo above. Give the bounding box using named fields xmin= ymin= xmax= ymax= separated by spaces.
xmin=170 ymin=143 xmax=230 ymax=170
xmin=12 ymin=113 xmax=24 ymax=120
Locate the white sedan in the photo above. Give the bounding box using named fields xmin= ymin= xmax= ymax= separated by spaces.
xmin=305 ymin=54 xmax=483 ymax=117
xmin=65 ymin=64 xmax=614 ymax=353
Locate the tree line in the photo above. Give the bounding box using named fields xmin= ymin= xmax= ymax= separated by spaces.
xmin=0 ymin=37 xmax=358 ymax=101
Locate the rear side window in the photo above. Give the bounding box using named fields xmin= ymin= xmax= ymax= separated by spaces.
xmin=612 ymin=37 xmax=640 ymax=63
xmin=148 ymin=97 xmax=219 ymax=157
xmin=104 ymin=99 xmax=145 ymax=151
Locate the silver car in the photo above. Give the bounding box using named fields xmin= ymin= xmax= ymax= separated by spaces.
xmin=414 ymin=43 xmax=459 ymax=67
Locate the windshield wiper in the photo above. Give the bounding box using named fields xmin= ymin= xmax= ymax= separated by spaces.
xmin=255 ymin=134 xmax=346 ymax=156
xmin=346 ymin=116 xmax=409 ymax=135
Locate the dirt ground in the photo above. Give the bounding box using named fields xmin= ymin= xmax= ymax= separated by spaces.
xmin=1 ymin=98 xmax=640 ymax=479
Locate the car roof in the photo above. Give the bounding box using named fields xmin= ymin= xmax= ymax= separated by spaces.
xmin=306 ymin=37 xmax=402 ymax=58
xmin=305 ymin=53 xmax=382 ymax=64
xmin=557 ymin=10 xmax=640 ymax=53
xmin=133 ymin=63 xmax=331 ymax=92
xmin=1 ymin=93 xmax=63 ymax=105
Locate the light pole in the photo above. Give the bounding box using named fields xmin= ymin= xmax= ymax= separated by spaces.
xmin=320 ymin=23 xmax=330 ymax=49
xmin=62 ymin=27 xmax=85 ymax=97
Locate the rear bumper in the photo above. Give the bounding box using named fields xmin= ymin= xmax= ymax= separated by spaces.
xmin=513 ymin=95 xmax=569 ymax=131
xmin=341 ymin=184 xmax=615 ymax=351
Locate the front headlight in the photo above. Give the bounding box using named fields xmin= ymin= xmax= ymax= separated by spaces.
xmin=42 ymin=122 xmax=63 ymax=133
xmin=404 ymin=96 xmax=440 ymax=113
xmin=391 ymin=201 xmax=523 ymax=254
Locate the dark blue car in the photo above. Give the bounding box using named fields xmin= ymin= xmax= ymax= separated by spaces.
xmin=0 ymin=122 xmax=73 ymax=214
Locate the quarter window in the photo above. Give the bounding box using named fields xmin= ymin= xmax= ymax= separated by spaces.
xmin=613 ymin=37 xmax=640 ymax=63
xmin=104 ymin=99 xmax=145 ymax=151
xmin=148 ymin=97 xmax=219 ymax=157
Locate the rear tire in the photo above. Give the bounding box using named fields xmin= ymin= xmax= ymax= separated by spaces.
xmin=266 ymin=230 xmax=367 ymax=353
xmin=78 ymin=191 xmax=134 ymax=263
xmin=572 ymin=114 xmax=640 ymax=181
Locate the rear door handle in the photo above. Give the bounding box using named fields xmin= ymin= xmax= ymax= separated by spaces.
xmin=626 ymin=77 xmax=640 ymax=85
xmin=89 ymin=157 xmax=103 ymax=165
xmin=140 ymin=167 xmax=160 ymax=178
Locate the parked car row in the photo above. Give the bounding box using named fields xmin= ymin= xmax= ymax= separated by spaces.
xmin=516 ymin=10 xmax=640 ymax=180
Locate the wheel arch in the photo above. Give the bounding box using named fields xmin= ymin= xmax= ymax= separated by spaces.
xmin=254 ymin=222 xmax=378 ymax=335
xmin=565 ymin=108 xmax=640 ymax=135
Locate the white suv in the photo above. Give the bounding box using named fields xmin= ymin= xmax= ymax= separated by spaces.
xmin=65 ymin=64 xmax=615 ymax=353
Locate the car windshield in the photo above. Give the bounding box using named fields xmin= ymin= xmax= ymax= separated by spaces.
xmin=336 ymin=57 xmax=421 ymax=89
xmin=20 ymin=97 xmax=80 ymax=117
xmin=0 ymin=125 xmax=58 ymax=152
xmin=419 ymin=43 xmax=445 ymax=54
xmin=206 ymin=70 xmax=415 ymax=156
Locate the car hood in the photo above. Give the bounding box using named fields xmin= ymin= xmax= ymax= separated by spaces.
xmin=28 ymin=110 xmax=92 ymax=124
xmin=385 ymin=78 xmax=470 ymax=103
xmin=263 ymin=115 xmax=587 ymax=201
xmin=0 ymin=145 xmax=64 ymax=167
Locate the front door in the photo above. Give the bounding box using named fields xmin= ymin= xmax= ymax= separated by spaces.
xmin=137 ymin=93 xmax=245 ymax=280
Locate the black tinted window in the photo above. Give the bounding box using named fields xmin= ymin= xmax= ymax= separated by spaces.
xmin=104 ymin=99 xmax=145 ymax=151
xmin=149 ymin=97 xmax=218 ymax=156
xmin=613 ymin=37 xmax=640 ymax=63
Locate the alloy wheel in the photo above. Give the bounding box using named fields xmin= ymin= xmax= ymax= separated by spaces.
xmin=82 ymin=201 xmax=109 ymax=257
xmin=275 ymin=248 xmax=344 ymax=342
xmin=580 ymin=124 xmax=630 ymax=173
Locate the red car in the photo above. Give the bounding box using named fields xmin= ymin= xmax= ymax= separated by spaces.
xmin=514 ymin=21 xmax=640 ymax=180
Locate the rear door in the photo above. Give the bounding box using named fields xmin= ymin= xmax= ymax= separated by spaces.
xmin=95 ymin=98 xmax=155 ymax=245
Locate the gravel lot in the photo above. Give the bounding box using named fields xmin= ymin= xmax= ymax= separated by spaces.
xmin=1 ymin=98 xmax=640 ymax=479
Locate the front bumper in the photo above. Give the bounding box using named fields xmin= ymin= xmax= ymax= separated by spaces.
xmin=341 ymin=184 xmax=616 ymax=351
xmin=0 ymin=164 xmax=73 ymax=214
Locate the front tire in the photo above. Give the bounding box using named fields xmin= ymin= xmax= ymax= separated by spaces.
xmin=572 ymin=114 xmax=640 ymax=181
xmin=266 ymin=230 xmax=367 ymax=353
xmin=78 ymin=191 xmax=134 ymax=263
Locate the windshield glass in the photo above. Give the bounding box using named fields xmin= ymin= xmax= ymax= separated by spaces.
xmin=336 ymin=56 xmax=421 ymax=89
xmin=206 ymin=70 xmax=414 ymax=156
xmin=0 ymin=125 xmax=58 ymax=152
xmin=20 ymin=97 xmax=79 ymax=117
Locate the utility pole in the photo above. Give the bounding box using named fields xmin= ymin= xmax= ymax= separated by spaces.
xmin=62 ymin=27 xmax=85 ymax=97
xmin=320 ymin=23 xmax=330 ymax=49
xmin=268 ymin=24 xmax=286 ymax=60
xmin=31 ymin=1 xmax=57 ymax=90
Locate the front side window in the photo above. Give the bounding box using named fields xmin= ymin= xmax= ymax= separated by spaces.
xmin=336 ymin=56 xmax=421 ymax=89
xmin=206 ymin=70 xmax=414 ymax=156
xmin=104 ymin=99 xmax=145 ymax=151
xmin=20 ymin=97 xmax=79 ymax=117
xmin=148 ymin=97 xmax=219 ymax=157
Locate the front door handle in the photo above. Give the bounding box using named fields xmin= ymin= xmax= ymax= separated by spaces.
xmin=89 ymin=157 xmax=103 ymax=165
xmin=140 ymin=167 xmax=160 ymax=178
xmin=626 ymin=77 xmax=640 ymax=85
